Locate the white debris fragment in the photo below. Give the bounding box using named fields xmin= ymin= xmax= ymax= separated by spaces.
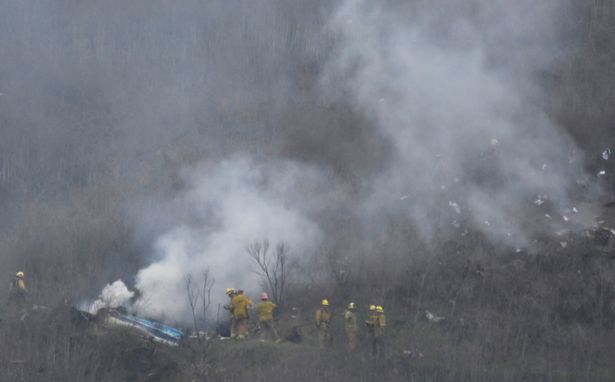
xmin=484 ymin=220 xmax=490 ymax=226
xmin=562 ymin=215 xmax=569 ymax=222
xmin=572 ymin=207 xmax=578 ymax=213
xmin=425 ymin=310 xmax=445 ymax=322
xmin=598 ymin=170 xmax=606 ymax=177
xmin=448 ymin=201 xmax=461 ymax=214
xmin=515 ymin=248 xmax=522 ymax=253
xmin=545 ymin=214 xmax=551 ymax=219
xmin=555 ymin=230 xmax=567 ymax=236
xmin=602 ymin=148 xmax=611 ymax=160
xmin=451 ymin=220 xmax=460 ymax=228
xmin=560 ymin=242 xmax=567 ymax=248
xmin=461 ymin=230 xmax=469 ymax=237
xmin=541 ymin=164 xmax=548 ymax=171
xmin=400 ymin=194 xmax=410 ymax=201
xmin=491 ymin=138 xmax=499 ymax=146
xmin=534 ymin=198 xmax=544 ymax=206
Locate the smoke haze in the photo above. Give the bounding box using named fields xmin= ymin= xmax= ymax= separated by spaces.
xmin=1 ymin=1 xmax=610 ymax=324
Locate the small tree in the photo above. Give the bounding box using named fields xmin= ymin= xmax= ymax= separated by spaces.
xmin=184 ymin=267 xmax=216 ymax=343
xmin=246 ymin=240 xmax=293 ymax=306
xmin=201 ymin=268 xmax=215 ymax=326
xmin=184 ymin=274 xmax=201 ymax=342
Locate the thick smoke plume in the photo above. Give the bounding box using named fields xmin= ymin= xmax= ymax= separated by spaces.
xmin=124 ymin=0 xmax=593 ymax=323
xmin=132 ymin=156 xmax=322 ymax=322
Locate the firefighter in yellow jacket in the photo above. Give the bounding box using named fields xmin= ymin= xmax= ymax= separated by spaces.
xmin=344 ymin=302 xmax=358 ymax=351
xmin=315 ymin=299 xmax=332 ymax=349
xmin=256 ymin=292 xmax=279 ymax=342
xmin=231 ymin=289 xmax=252 ymax=339
xmin=223 ymin=288 xmax=237 ymax=338
xmin=371 ymin=305 xmax=386 ymax=356
xmin=8 ymin=271 xmax=28 ymax=317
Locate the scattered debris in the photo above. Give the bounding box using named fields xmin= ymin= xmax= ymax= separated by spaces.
xmin=515 ymin=248 xmax=522 ymax=253
xmin=598 ymin=170 xmax=606 ymax=177
xmin=400 ymin=194 xmax=410 ymax=201
xmin=572 ymin=207 xmax=579 ymax=213
xmin=562 ymin=215 xmax=569 ymax=222
xmin=425 ymin=310 xmax=445 ymax=322
xmin=534 ymin=198 xmax=545 ymax=206
xmin=448 ymin=201 xmax=461 ymax=214
xmin=484 ymin=220 xmax=490 ymax=226
xmin=545 ymin=214 xmax=552 ymax=219
xmin=402 ymin=350 xmax=424 ymax=358
xmin=602 ymin=148 xmax=611 ymax=160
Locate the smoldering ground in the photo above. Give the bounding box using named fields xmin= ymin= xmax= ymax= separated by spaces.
xmin=0 ymin=0 xmax=611 ymax=325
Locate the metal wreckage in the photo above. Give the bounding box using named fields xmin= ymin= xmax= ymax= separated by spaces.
xmin=72 ymin=308 xmax=184 ymax=346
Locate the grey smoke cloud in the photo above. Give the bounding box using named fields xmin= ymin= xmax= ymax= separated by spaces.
xmin=127 ymin=0 xmax=594 ymax=323
xmin=322 ymin=0 xmax=585 ymax=245
xmin=1 ymin=0 xmax=602 ymax=323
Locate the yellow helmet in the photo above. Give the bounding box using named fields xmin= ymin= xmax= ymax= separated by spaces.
xmin=348 ymin=302 xmax=355 ymax=310
xmin=16 ymin=271 xmax=24 ymax=278
xmin=225 ymin=287 xmax=235 ymax=295
xmin=369 ymin=304 xmax=376 ymax=311
xmin=376 ymin=305 xmax=384 ymax=313
xmin=321 ymin=299 xmax=329 ymax=306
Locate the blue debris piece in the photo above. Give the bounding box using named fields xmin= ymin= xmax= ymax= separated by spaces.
xmin=107 ymin=309 xmax=183 ymax=345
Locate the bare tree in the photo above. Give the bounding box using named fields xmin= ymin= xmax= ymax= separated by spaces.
xmin=185 ymin=274 xmax=201 ymax=343
xmin=246 ymin=240 xmax=293 ymax=306
xmin=201 ymin=268 xmax=215 ymax=327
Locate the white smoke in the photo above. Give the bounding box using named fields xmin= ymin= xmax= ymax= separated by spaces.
xmin=323 ymin=0 xmax=585 ymax=245
xmin=88 ymin=280 xmax=135 ymax=314
xmin=132 ymin=156 xmax=323 ymax=323
xmin=117 ymin=1 xmax=592 ymax=324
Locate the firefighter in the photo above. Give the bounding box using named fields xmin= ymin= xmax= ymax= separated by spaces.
xmin=315 ymin=299 xmax=332 ymax=349
xmin=344 ymin=302 xmax=358 ymax=351
xmin=8 ymin=271 xmax=28 ymax=318
xmin=372 ymin=305 xmax=386 ymax=357
xmin=365 ymin=304 xmax=376 ymax=352
xmin=231 ymin=289 xmax=252 ymax=339
xmin=223 ymin=288 xmax=237 ymax=338
xmin=256 ymin=292 xmax=279 ymax=342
